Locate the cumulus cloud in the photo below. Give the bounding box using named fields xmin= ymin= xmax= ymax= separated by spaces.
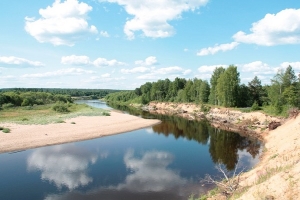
xmin=99 ymin=0 xmax=208 ymax=39
xmin=27 ymin=145 xmax=97 ymax=190
xmin=233 ymin=9 xmax=300 ymax=46
xmin=25 ymin=0 xmax=98 ymax=46
xmin=61 ymin=55 xmax=126 ymax=67
xmin=121 ymin=67 xmax=151 ymax=74
xmin=240 ymin=61 xmax=275 ymax=75
xmin=281 ymin=62 xmax=300 ymax=70
xmin=197 ymin=42 xmax=239 ymax=56
xmin=94 ymin=58 xmax=125 ymax=67
xmin=0 ymin=56 xmax=44 ymax=68
xmin=136 ymin=66 xmax=189 ymax=80
xmin=101 ymin=73 xmax=111 ymax=78
xmin=100 ymin=31 xmax=110 ymax=37
xmin=135 ymin=56 xmax=158 ymax=66
xmin=198 ymin=64 xmax=225 ymax=73
xmin=21 ymin=68 xmax=95 ymax=78
xmin=197 ymin=64 xmax=226 ymax=80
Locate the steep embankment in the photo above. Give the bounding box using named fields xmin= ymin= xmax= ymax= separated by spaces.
xmin=139 ymin=102 xmax=300 ymax=199
xmin=142 ymin=102 xmax=281 ymax=140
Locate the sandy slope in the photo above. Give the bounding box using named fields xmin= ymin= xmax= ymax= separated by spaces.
xmin=234 ymin=115 xmax=300 ymax=200
xmin=0 ymin=111 xmax=161 ymax=153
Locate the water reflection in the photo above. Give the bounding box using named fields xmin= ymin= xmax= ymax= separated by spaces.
xmin=113 ymin=150 xmax=187 ymax=192
xmin=27 ymin=145 xmax=98 ymax=190
xmin=43 ymin=150 xmax=207 ymax=200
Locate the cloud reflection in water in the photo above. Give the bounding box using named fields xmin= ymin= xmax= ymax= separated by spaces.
xmin=114 ymin=150 xmax=187 ymax=192
xmin=43 ymin=150 xmax=207 ymax=200
xmin=27 ymin=145 xmax=98 ymax=190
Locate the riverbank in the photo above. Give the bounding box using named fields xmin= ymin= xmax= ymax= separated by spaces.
xmin=0 ymin=111 xmax=161 ymax=153
xmin=232 ymin=114 xmax=300 ymax=199
xmin=137 ymin=102 xmax=299 ymax=199
xmin=140 ymin=102 xmax=283 ymax=140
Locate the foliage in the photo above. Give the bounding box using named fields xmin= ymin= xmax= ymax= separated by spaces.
xmin=216 ymin=65 xmax=240 ymax=107
xmin=2 ymin=103 xmax=14 ymax=109
xmin=2 ymin=128 xmax=10 ymax=133
xmin=0 ymin=88 xmax=121 ymax=99
xmin=52 ymin=102 xmax=70 ymax=113
xmin=251 ymin=101 xmax=260 ymax=111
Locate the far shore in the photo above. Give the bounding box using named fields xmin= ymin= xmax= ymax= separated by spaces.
xmin=0 ymin=111 xmax=161 ymax=153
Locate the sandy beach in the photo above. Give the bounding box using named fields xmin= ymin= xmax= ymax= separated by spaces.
xmin=0 ymin=111 xmax=161 ymax=153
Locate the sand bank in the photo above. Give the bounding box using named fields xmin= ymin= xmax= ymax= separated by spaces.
xmin=0 ymin=111 xmax=161 ymax=153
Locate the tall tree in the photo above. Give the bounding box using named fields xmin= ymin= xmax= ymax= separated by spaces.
xmin=282 ymin=65 xmax=296 ymax=88
xmin=209 ymin=67 xmax=225 ymax=105
xmin=199 ymin=80 xmax=210 ymax=103
xmin=216 ymin=65 xmax=240 ymax=107
xmin=248 ymin=76 xmax=263 ymax=106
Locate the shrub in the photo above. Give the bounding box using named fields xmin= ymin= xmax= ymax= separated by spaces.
xmin=52 ymin=102 xmax=70 ymax=113
xmin=251 ymin=101 xmax=260 ymax=111
xmin=2 ymin=128 xmax=10 ymax=133
xmin=200 ymin=105 xmax=211 ymax=113
xmin=102 ymin=111 xmax=110 ymax=116
xmin=2 ymin=103 xmax=14 ymax=109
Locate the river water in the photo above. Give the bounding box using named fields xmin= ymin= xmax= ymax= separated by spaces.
xmin=0 ymin=100 xmax=261 ymax=200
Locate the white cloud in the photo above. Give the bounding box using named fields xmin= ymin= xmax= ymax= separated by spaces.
xmin=101 ymin=73 xmax=111 ymax=78
xmin=233 ymin=9 xmax=300 ymax=46
xmin=21 ymin=68 xmax=95 ymax=78
xmin=27 ymin=145 xmax=97 ymax=190
xmin=61 ymin=55 xmax=91 ymax=65
xmin=198 ymin=65 xmax=225 ymax=73
xmin=0 ymin=56 xmax=44 ymax=68
xmin=281 ymin=62 xmax=300 ymax=70
xmin=121 ymin=67 xmax=151 ymax=74
xmin=99 ymin=0 xmax=208 ymax=39
xmin=183 ymin=69 xmax=192 ymax=75
xmin=197 ymin=42 xmax=239 ymax=56
xmin=155 ymin=66 xmax=184 ymax=75
xmin=93 ymin=57 xmax=125 ymax=67
xmin=135 ymin=56 xmax=158 ymax=66
xmin=25 ymin=0 xmax=98 ymax=46
xmin=240 ymin=61 xmax=275 ymax=75
xmin=61 ymin=55 xmax=126 ymax=67
xmin=197 ymin=64 xmax=226 ymax=80
xmin=136 ymin=66 xmax=189 ymax=80
xmin=100 ymin=31 xmax=110 ymax=37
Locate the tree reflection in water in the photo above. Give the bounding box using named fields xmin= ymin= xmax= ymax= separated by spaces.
xmin=108 ymin=103 xmax=261 ymax=171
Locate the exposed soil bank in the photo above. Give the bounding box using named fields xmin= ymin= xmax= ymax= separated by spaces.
xmin=0 ymin=111 xmax=161 ymax=154
xmin=141 ymin=102 xmax=282 ymax=140
xmin=137 ymin=102 xmax=300 ymax=199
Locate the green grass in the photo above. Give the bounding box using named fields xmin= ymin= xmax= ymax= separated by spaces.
xmin=2 ymin=128 xmax=11 ymax=133
xmin=0 ymin=103 xmax=110 ymax=125
xmin=0 ymin=127 xmax=11 ymax=133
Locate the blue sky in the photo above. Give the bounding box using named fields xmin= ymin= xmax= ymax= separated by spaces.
xmin=1 ymin=0 xmax=300 ymax=89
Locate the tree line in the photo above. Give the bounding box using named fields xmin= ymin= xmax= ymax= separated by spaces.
xmin=0 ymin=88 xmax=121 ymax=99
xmin=0 ymin=91 xmax=73 ymax=108
xmin=105 ymin=65 xmax=300 ymax=115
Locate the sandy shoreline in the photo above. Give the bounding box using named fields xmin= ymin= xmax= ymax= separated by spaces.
xmin=0 ymin=111 xmax=161 ymax=153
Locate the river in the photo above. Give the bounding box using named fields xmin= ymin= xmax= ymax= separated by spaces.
xmin=0 ymin=100 xmax=261 ymax=200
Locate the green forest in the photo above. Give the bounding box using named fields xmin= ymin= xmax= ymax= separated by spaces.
xmin=0 ymin=88 xmax=123 ymax=109
xmin=105 ymin=65 xmax=300 ymax=116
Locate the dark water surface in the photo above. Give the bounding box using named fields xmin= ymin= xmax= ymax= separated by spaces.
xmin=0 ymin=100 xmax=261 ymax=200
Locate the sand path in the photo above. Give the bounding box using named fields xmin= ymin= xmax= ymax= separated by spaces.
xmin=0 ymin=111 xmax=161 ymax=153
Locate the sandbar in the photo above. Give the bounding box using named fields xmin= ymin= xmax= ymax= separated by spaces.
xmin=0 ymin=111 xmax=161 ymax=153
